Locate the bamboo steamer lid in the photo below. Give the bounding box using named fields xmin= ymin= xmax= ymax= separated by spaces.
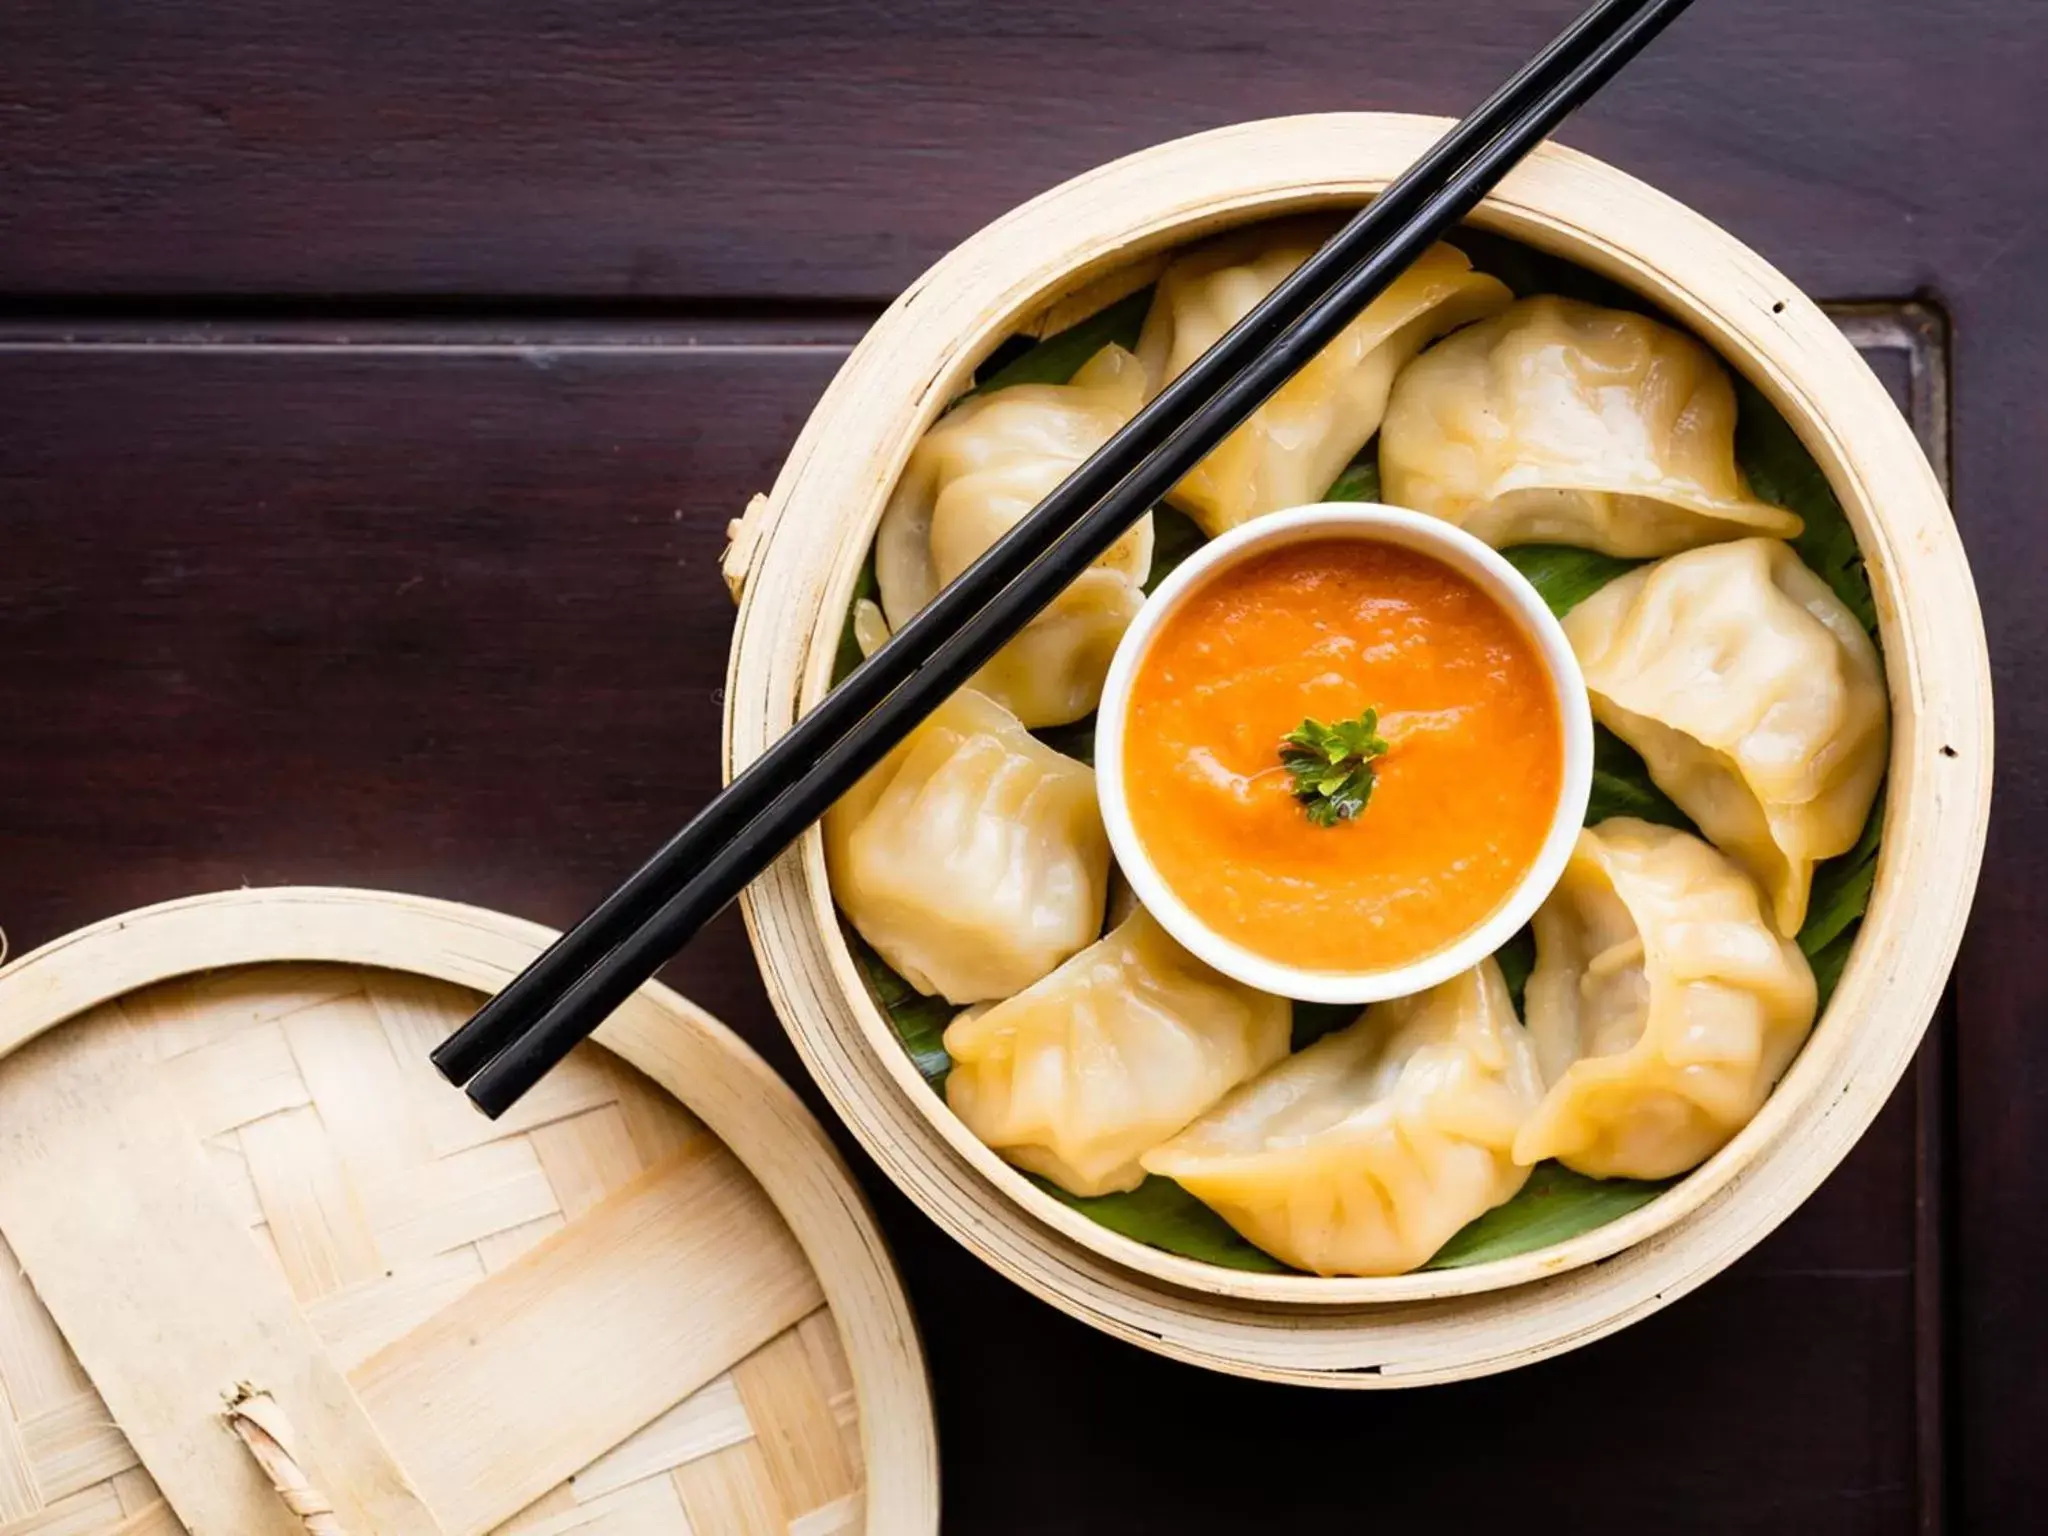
xmin=723 ymin=114 xmax=1994 ymax=1384
xmin=0 ymin=888 xmax=937 ymax=1535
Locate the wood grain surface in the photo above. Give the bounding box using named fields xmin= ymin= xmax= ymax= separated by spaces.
xmin=0 ymin=0 xmax=2037 ymax=1529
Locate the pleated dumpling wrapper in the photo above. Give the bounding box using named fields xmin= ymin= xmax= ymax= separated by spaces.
xmin=1565 ymin=538 xmax=1887 ymax=936
xmin=873 ymin=344 xmax=1153 ymax=728
xmin=944 ymin=907 xmax=1290 ymax=1197
xmin=1142 ymin=957 xmax=1543 ymax=1276
xmin=1137 ymin=228 xmax=1510 ymax=537
xmin=1379 ymin=295 xmax=1804 ymax=557
xmin=1513 ymin=819 xmax=1818 ymax=1181
xmin=825 ymin=689 xmax=1109 ymax=1005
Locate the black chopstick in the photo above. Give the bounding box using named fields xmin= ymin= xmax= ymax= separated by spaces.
xmin=433 ymin=0 xmax=1648 ymax=1096
xmin=436 ymin=0 xmax=1697 ymax=1116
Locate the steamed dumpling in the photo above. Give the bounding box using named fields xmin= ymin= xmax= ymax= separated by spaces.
xmin=853 ymin=575 xmax=1141 ymax=731
xmin=1379 ymin=295 xmax=1804 ymax=556
xmin=1142 ymin=958 xmax=1543 ymax=1275
xmin=873 ymin=344 xmax=1154 ymax=727
xmin=1565 ymin=538 xmax=1887 ymax=936
xmin=1137 ymin=229 xmax=1510 ymax=537
xmin=1513 ymin=820 xmax=1818 ymax=1180
xmin=876 ymin=343 xmax=1152 ymax=619
xmin=953 ymin=568 xmax=1145 ymax=729
xmin=944 ymin=907 xmax=1289 ymax=1196
xmin=825 ymin=689 xmax=1109 ymax=1004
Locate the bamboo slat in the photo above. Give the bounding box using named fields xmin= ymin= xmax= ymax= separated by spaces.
xmin=107 ymin=1469 xmax=160 ymax=1517
xmin=672 ymin=1440 xmax=787 ymax=1535
xmin=569 ymin=1375 xmax=751 ymax=1503
xmin=0 ymin=1004 xmax=441 ymax=1536
xmin=102 ymin=1502 xmax=180 ymax=1536
xmin=353 ymin=1144 xmax=824 ymax=1535
xmin=0 ymin=1408 xmax=34 ymax=1525
xmin=0 ymin=894 xmax=936 ymax=1535
xmin=0 ymin=1486 xmax=125 ymax=1536
xmin=0 ymin=1238 xmax=87 ymax=1420
xmin=15 ymin=1393 xmax=134 ymax=1505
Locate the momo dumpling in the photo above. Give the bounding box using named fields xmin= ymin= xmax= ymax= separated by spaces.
xmin=951 ymin=567 xmax=1144 ymax=729
xmin=1513 ymin=820 xmax=1818 ymax=1180
xmin=1142 ymin=958 xmax=1543 ymax=1275
xmin=1565 ymin=538 xmax=1887 ymax=935
xmin=853 ymin=573 xmax=1140 ymax=731
xmin=944 ymin=907 xmax=1289 ymax=1196
xmin=875 ymin=343 xmax=1152 ymax=621
xmin=1137 ymin=229 xmax=1510 ymax=537
xmin=1379 ymin=295 xmax=1804 ymax=556
xmin=825 ymin=689 xmax=1109 ymax=1004
xmin=872 ymin=344 xmax=1154 ymax=727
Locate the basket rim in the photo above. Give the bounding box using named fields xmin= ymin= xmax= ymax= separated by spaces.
xmin=728 ymin=111 xmax=1992 ymax=1375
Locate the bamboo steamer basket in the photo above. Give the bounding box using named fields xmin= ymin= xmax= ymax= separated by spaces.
xmin=0 ymin=888 xmax=937 ymax=1535
xmin=723 ymin=114 xmax=1993 ymax=1385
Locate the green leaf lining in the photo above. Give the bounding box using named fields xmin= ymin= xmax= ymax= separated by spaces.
xmin=1805 ymin=925 xmax=1861 ymax=1013
xmin=847 ymin=930 xmax=955 ymax=1092
xmin=829 ymin=547 xmax=880 ymax=688
xmin=1493 ymin=926 xmax=1537 ymax=1017
xmin=965 ymin=287 xmax=1154 ymax=397
xmin=1797 ymin=799 xmax=1884 ymax=1010
xmin=1324 ymin=455 xmax=1382 ymax=503
xmin=1733 ymin=375 xmax=1879 ymax=634
xmin=1800 ymin=801 xmax=1884 ymax=957
xmin=1029 ymin=715 xmax=1096 ymax=767
xmin=1423 ymin=1163 xmax=1671 ymax=1269
xmin=1452 ymin=229 xmax=1654 ymax=312
xmin=1290 ymin=999 xmax=1359 ymax=1052
xmin=1143 ymin=504 xmax=1208 ymax=594
xmin=1500 ymin=543 xmax=1645 ymax=619
xmin=1031 ymin=1174 xmax=1291 ymax=1273
xmin=1587 ymin=726 xmax=1695 ymax=831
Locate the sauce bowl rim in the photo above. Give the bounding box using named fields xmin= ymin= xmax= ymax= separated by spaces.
xmin=1094 ymin=500 xmax=1595 ymax=1005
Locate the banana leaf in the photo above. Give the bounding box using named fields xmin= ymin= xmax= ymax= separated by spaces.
xmin=1324 ymin=455 xmax=1382 ymax=503
xmin=1500 ymin=543 xmax=1643 ymax=618
xmin=1032 ymin=1174 xmax=1290 ymax=1273
xmin=966 ymin=287 xmax=1154 ymax=397
xmin=1425 ymin=1163 xmax=1670 ymax=1269
xmin=1143 ymin=504 xmax=1208 ymax=594
xmin=847 ymin=931 xmax=954 ymax=1092
xmin=829 ymin=548 xmax=880 ymax=687
xmin=1587 ymin=727 xmax=1694 ymax=831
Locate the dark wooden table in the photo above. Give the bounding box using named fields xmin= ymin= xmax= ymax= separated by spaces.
xmin=1 ymin=2 xmax=2039 ymax=1530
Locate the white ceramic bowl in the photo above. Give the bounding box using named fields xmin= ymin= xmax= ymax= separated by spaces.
xmin=1094 ymin=501 xmax=1594 ymax=1004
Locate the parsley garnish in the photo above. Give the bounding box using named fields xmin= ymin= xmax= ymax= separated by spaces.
xmin=1280 ymin=711 xmax=1391 ymax=828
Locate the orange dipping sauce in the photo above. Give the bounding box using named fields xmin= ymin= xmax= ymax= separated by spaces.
xmin=1123 ymin=537 xmax=1562 ymax=975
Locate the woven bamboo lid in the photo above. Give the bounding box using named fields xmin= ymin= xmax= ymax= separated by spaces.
xmin=0 ymin=888 xmax=937 ymax=1536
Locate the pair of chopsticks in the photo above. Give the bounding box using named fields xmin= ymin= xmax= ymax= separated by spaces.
xmin=434 ymin=0 xmax=1698 ymax=1117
